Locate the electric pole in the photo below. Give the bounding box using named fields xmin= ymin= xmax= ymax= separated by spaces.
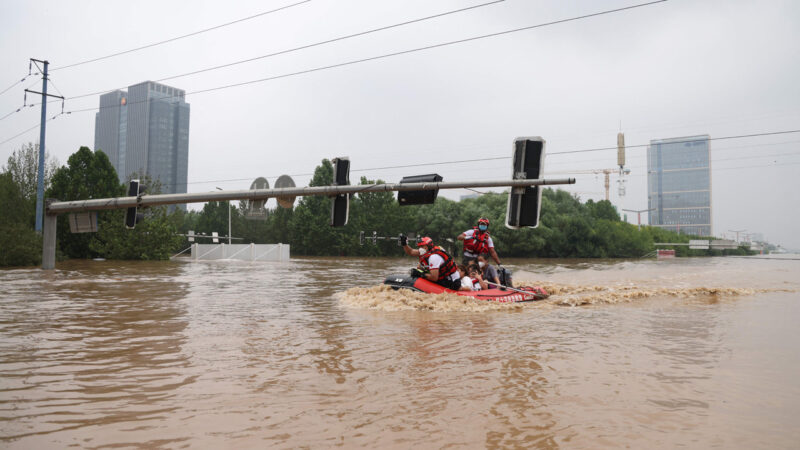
xmin=25 ymin=59 xmax=64 ymax=232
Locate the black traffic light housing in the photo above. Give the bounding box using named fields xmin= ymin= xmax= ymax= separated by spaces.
xmin=397 ymin=173 xmax=443 ymax=206
xmin=506 ymin=137 xmax=545 ymax=228
xmin=125 ymin=179 xmax=147 ymax=229
xmin=330 ymin=157 xmax=350 ymax=227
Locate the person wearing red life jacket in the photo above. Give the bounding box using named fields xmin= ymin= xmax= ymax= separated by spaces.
xmin=400 ymin=235 xmax=461 ymax=290
xmin=457 ymin=217 xmax=501 ymax=266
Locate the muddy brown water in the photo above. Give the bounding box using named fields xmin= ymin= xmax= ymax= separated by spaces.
xmin=1 ymin=256 xmax=799 ymax=448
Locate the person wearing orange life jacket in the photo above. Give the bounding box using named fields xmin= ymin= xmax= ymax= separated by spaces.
xmin=400 ymin=235 xmax=461 ymax=290
xmin=457 ymin=217 xmax=501 ymax=266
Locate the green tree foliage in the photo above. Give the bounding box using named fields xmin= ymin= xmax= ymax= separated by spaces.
xmin=0 ymin=172 xmax=41 ymax=266
xmin=179 ymin=159 xmax=752 ymax=260
xmin=91 ymin=174 xmax=183 ymax=260
xmin=2 ymin=142 xmax=59 ymax=205
xmin=46 ymin=147 xmax=181 ymax=260
xmin=286 ymin=159 xmax=348 ymax=255
xmin=46 ymin=147 xmax=123 ymax=259
xmin=196 ymin=201 xmax=232 ymax=238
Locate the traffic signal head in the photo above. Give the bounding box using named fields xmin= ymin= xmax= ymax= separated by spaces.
xmin=125 ymin=179 xmax=147 ymax=229
xmin=330 ymin=157 xmax=350 ymax=227
xmin=397 ymin=173 xmax=443 ymax=205
xmin=506 ymin=137 xmax=545 ymax=229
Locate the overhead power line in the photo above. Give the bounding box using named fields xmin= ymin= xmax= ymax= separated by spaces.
xmin=0 ymin=113 xmax=67 ymax=146
xmin=185 ymin=0 xmax=670 ymax=97
xmin=548 ymin=130 xmax=800 ymax=156
xmin=164 ymin=129 xmax=800 ymax=189
xmin=0 ymin=104 xmax=35 ymax=122
xmin=49 ymin=0 xmax=313 ymax=71
xmin=65 ymin=0 xmax=506 ymax=101
xmin=0 ymin=75 xmax=31 ymax=98
xmin=48 ymin=0 xmax=669 ymax=116
xmin=0 ymin=1 xmax=673 ymax=149
xmin=546 ymin=148 xmax=800 ymax=175
xmin=0 ymin=123 xmax=41 ymax=146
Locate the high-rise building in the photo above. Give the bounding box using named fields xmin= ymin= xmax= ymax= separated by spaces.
xmin=94 ymin=81 xmax=190 ymax=201
xmin=94 ymin=90 xmax=127 ymax=178
xmin=647 ymin=135 xmax=711 ymax=236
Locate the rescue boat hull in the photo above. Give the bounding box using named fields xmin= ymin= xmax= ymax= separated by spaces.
xmin=383 ymin=274 xmax=548 ymax=303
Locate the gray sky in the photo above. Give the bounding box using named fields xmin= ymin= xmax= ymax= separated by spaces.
xmin=1 ymin=0 xmax=799 ymax=249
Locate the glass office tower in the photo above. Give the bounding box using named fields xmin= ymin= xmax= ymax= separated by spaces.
xmin=94 ymin=90 xmax=128 ymax=180
xmin=647 ymin=135 xmax=711 ymax=236
xmin=94 ymin=82 xmax=190 ymax=204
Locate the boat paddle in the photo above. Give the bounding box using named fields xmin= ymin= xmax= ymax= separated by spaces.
xmin=490 ymin=283 xmax=543 ymax=297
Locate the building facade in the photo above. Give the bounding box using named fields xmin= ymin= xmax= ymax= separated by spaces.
xmin=647 ymin=135 xmax=712 ymax=236
xmin=94 ymin=81 xmax=190 ymax=201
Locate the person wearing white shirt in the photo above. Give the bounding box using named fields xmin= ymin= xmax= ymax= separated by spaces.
xmin=400 ymin=235 xmax=461 ymax=290
xmin=457 ymin=217 xmax=502 ymax=266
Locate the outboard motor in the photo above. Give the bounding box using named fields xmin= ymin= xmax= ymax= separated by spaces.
xmin=498 ymin=267 xmax=513 ymax=288
xmin=383 ymin=274 xmax=422 ymax=292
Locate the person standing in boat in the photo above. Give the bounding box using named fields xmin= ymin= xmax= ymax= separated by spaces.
xmin=457 ymin=217 xmax=502 ymax=266
xmin=400 ymin=235 xmax=461 ymax=290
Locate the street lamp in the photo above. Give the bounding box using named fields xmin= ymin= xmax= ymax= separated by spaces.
xmin=728 ymin=229 xmax=746 ymax=243
xmin=622 ymin=208 xmax=655 ymax=231
xmin=215 ymin=187 xmax=231 ymax=244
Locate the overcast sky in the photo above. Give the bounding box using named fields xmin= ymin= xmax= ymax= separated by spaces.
xmin=1 ymin=0 xmax=799 ymax=249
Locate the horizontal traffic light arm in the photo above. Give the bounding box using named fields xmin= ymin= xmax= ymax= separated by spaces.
xmin=46 ymin=178 xmax=576 ymax=214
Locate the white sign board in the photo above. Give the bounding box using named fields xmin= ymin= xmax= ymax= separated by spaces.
xmin=711 ymin=239 xmax=738 ymax=249
xmin=689 ymin=239 xmax=709 ymax=250
xmin=68 ymin=212 xmax=98 ymax=233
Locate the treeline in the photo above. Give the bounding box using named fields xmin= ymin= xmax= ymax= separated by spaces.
xmin=181 ymin=158 xmax=751 ymax=259
xmin=1 ymin=145 xmax=181 ymax=266
xmin=1 ymin=146 xmax=751 ymax=267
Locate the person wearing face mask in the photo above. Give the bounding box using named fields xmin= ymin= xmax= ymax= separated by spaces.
xmin=476 ymin=254 xmax=501 ymax=289
xmin=400 ymin=235 xmax=461 ymax=290
xmin=457 ymin=217 xmax=501 ymax=266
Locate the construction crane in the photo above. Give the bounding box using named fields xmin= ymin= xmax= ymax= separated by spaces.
xmin=544 ymin=168 xmax=630 ymax=201
xmin=544 ymin=133 xmax=630 ymax=201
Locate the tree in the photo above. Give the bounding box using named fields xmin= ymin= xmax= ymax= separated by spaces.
xmin=3 ymin=142 xmax=59 ymax=204
xmin=586 ymin=199 xmax=620 ymax=221
xmin=46 ymin=147 xmax=123 ymax=258
xmin=0 ymin=172 xmax=41 ymax=266
xmin=91 ymin=174 xmax=184 ymax=260
xmin=46 ymin=147 xmax=181 ymax=260
xmin=195 ymin=201 xmax=232 ymax=237
xmin=288 ymin=159 xmax=340 ymax=255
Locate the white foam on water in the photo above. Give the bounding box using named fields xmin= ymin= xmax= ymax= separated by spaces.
xmin=337 ymin=285 xmax=524 ymax=312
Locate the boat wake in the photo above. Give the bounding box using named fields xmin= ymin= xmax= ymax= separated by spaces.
xmin=537 ymin=283 xmax=767 ymax=306
xmin=338 ymin=282 xmax=791 ymax=312
xmin=337 ymin=285 xmax=524 ymax=312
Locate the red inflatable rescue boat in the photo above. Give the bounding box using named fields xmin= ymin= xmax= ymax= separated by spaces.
xmin=383 ymin=274 xmax=548 ymax=303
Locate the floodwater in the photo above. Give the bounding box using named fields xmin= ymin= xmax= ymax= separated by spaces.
xmin=1 ymin=255 xmax=799 ymax=449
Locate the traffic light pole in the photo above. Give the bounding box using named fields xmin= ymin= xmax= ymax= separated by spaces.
xmin=41 ymin=176 xmax=575 ymax=269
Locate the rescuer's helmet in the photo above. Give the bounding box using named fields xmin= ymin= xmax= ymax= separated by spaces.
xmin=417 ymin=236 xmax=433 ymax=247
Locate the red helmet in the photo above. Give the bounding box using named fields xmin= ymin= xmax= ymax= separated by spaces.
xmin=417 ymin=236 xmax=433 ymax=247
xmin=478 ymin=217 xmax=490 ymax=226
